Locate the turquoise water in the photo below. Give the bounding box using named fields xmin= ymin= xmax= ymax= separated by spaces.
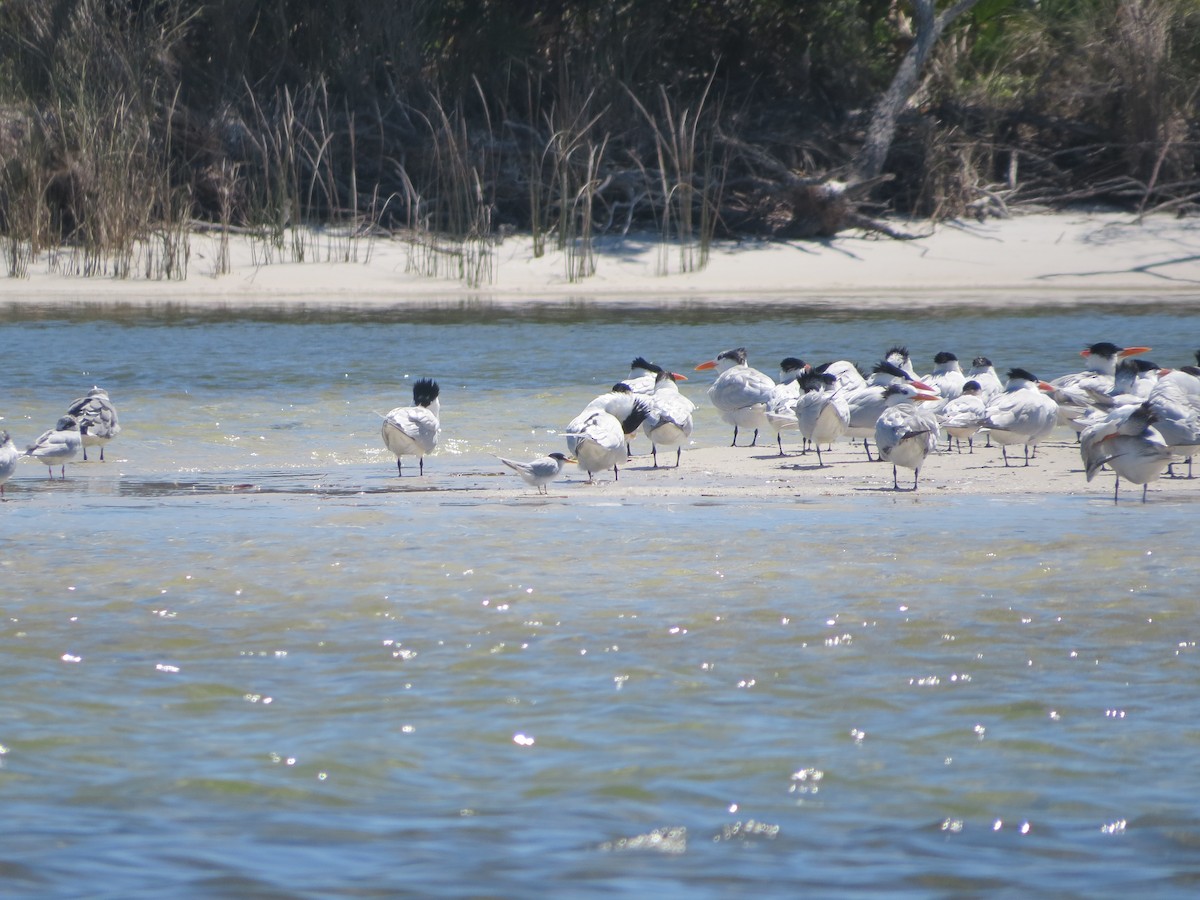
xmin=2 ymin=297 xmax=1200 ymax=897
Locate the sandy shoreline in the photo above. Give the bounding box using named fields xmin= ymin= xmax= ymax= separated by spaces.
xmin=2 ymin=209 xmax=1198 ymax=304
xmin=473 ymin=434 xmax=1196 ymax=504
xmin=5 ymin=208 xmax=1199 ymax=503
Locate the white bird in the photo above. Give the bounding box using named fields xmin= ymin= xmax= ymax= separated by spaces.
xmin=979 ymin=368 xmax=1060 ymax=466
xmin=937 ymin=380 xmax=986 ymax=453
xmin=570 ymin=383 xmax=645 ymax=457
xmin=619 ymin=357 xmax=667 ymax=395
xmin=923 ymin=351 xmax=965 ymax=404
xmin=763 ymin=357 xmax=808 ymax=455
xmin=0 ymin=430 xmax=19 ymax=499
xmin=793 ymin=371 xmax=849 ymax=466
xmin=844 ymin=361 xmax=934 ymax=460
xmin=1080 ymin=402 xmax=1173 ymax=502
xmin=820 ymin=359 xmax=867 ymax=392
xmin=966 ymin=356 xmax=1004 ymax=404
xmin=1145 ymin=376 xmax=1200 ymax=478
xmin=381 ymin=378 xmax=440 ymax=476
xmin=567 ymin=400 xmax=650 ymax=482
xmin=875 ymin=383 xmax=941 ymax=490
xmin=1050 ymin=341 xmax=1151 ymax=428
xmin=65 ymin=386 xmax=120 ymax=461
xmin=25 ymin=415 xmax=84 ymax=480
xmin=496 ymin=452 xmax=574 ymax=494
xmin=871 ymin=346 xmax=918 ymax=383
xmin=642 ymin=370 xmax=695 ymax=468
xmin=695 ymin=348 xmax=775 ymax=447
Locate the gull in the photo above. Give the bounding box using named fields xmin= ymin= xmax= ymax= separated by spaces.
xmin=496 ymin=452 xmax=574 ymax=494
xmin=25 ymin=415 xmax=85 ymax=480
xmin=381 ymin=378 xmax=440 ymax=476
xmin=0 ymin=430 xmax=18 ymax=499
xmin=695 ymin=348 xmax=775 ymax=447
xmin=874 ymin=383 xmax=941 ymax=490
xmin=65 ymin=386 xmax=121 ymax=461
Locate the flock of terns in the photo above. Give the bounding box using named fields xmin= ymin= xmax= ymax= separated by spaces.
xmin=4 ymin=343 xmax=1196 ymax=502
xmin=381 ymin=342 xmax=1200 ymax=501
xmin=0 ymin=387 xmax=121 ymax=498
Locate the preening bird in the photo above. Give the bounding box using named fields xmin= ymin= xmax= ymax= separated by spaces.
xmin=1080 ymin=401 xmax=1173 ymax=502
xmin=381 ymin=378 xmax=441 ymax=476
xmin=567 ymin=400 xmax=651 ymax=483
xmin=65 ymin=386 xmax=120 ymax=461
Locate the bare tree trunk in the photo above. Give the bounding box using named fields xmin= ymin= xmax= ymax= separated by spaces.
xmin=852 ymin=0 xmax=984 ymax=183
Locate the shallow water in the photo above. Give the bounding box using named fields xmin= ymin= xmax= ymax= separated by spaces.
xmin=3 ymin=295 xmax=1200 ymax=897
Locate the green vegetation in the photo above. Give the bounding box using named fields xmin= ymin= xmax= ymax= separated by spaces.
xmin=1 ymin=0 xmax=1196 ymax=281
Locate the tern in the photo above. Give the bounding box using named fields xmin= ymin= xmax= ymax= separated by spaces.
xmin=642 ymin=370 xmax=695 ymax=467
xmin=793 ymin=371 xmax=849 ymax=466
xmin=937 ymin=380 xmax=986 ymax=453
xmin=875 ymin=383 xmax=941 ymax=490
xmin=25 ymin=415 xmax=85 ymax=480
xmin=65 ymin=386 xmax=120 ymax=461
xmin=0 ymin=430 xmax=18 ymax=498
xmin=764 ymin=357 xmax=808 ymax=455
xmin=381 ymin=378 xmax=440 ymax=476
xmin=496 ymin=452 xmax=574 ymax=494
xmin=566 ymin=400 xmax=650 ymax=482
xmin=1080 ymin=402 xmax=1173 ymax=502
xmin=695 ymin=348 xmax=775 ymax=447
xmin=979 ymin=368 xmax=1060 ymax=466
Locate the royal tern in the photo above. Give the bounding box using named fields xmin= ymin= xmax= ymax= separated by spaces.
xmin=874 ymin=383 xmax=941 ymax=490
xmin=844 ymin=361 xmax=934 ymax=460
xmin=0 ymin=431 xmax=18 ymax=499
xmin=695 ymin=348 xmax=775 ymax=447
xmin=25 ymin=415 xmax=85 ymax=480
xmin=642 ymin=370 xmax=695 ymax=467
xmin=571 ymin=383 xmax=645 ymax=457
xmin=764 ymin=357 xmax=808 ymax=455
xmin=818 ymin=359 xmax=868 ymax=392
xmin=619 ymin=357 xmax=683 ymax=395
xmin=936 ymin=380 xmax=985 ymax=453
xmin=65 ymin=386 xmax=120 ymax=461
xmin=793 ymin=371 xmax=849 ymax=466
xmin=1050 ymin=342 xmax=1151 ymax=427
xmin=979 ymin=368 xmax=1059 ymax=466
xmin=1080 ymin=401 xmax=1173 ymax=501
xmin=966 ymin=357 xmax=1004 ymax=404
xmin=923 ymin=351 xmax=965 ymax=403
xmin=496 ymin=452 xmax=574 ymax=494
xmin=873 ymin=346 xmax=918 ymax=383
xmin=567 ymin=400 xmax=650 ymax=482
xmin=381 ymin=378 xmax=440 ymax=476
xmin=1145 ymin=376 xmax=1200 ymax=478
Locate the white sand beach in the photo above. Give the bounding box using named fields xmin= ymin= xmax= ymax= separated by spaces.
xmin=2 ymin=208 xmax=1198 ymax=304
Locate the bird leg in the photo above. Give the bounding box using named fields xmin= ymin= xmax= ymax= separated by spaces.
xmin=675 ymin=446 xmax=682 ymax=468
xmin=651 ymin=445 xmax=659 ymax=468
xmin=730 ymin=426 xmax=739 ymax=447
xmin=396 ymin=459 xmax=403 ymax=476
